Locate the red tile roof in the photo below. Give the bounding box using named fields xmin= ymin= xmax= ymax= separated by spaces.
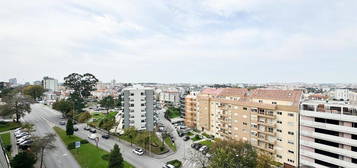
xmin=250 ymin=89 xmax=302 ymax=104
xmin=200 ymin=88 xmax=248 ymax=97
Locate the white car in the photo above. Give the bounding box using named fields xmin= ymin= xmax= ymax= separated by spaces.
xmin=17 ymin=135 xmax=31 ymax=144
xmin=15 ymin=132 xmax=29 ymax=139
xmin=132 ymin=148 xmax=144 ymax=156
xmin=88 ymin=134 xmax=97 ymax=140
xmin=162 ymin=164 xmax=175 ymax=168
xmin=199 ymin=146 xmax=208 ymax=152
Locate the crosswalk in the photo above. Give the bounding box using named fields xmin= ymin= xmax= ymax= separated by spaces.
xmin=182 ymin=160 xmax=198 ymax=168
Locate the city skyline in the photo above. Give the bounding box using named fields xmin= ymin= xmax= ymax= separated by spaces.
xmin=1 ymin=1 xmax=356 ymax=83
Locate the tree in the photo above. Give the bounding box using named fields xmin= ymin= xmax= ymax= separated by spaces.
xmin=256 ymin=152 xmax=278 ymax=168
xmin=52 ymin=99 xmax=73 ymax=118
xmin=138 ymin=131 xmax=151 ymax=152
xmin=66 ymin=119 xmax=74 ymax=136
xmin=99 ymin=117 xmax=115 ymax=135
xmin=108 ymin=144 xmax=124 ymax=168
xmin=21 ymin=122 xmax=36 ymax=133
xmin=31 ymin=133 xmax=56 ymax=168
xmin=189 ymin=150 xmax=209 ymax=168
xmin=99 ymin=96 xmax=115 ymax=115
xmin=115 ymin=95 xmax=122 ymax=108
xmin=11 ymin=151 xmax=37 ymax=168
xmin=124 ymin=127 xmax=137 ymax=146
xmin=208 ymin=139 xmax=257 ymax=168
xmin=23 ymin=85 xmax=45 ymax=100
xmin=0 ymin=92 xmax=32 ymax=122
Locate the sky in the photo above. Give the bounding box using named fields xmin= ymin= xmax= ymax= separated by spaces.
xmin=0 ymin=0 xmax=356 ymax=84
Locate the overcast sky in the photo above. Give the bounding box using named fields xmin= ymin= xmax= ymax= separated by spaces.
xmin=1 ymin=0 xmax=356 ymax=84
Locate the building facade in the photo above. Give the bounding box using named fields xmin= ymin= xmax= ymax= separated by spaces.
xmin=184 ymin=91 xmax=199 ymax=128
xmin=192 ymin=88 xmax=302 ymax=167
xmin=42 ymin=76 xmax=58 ymax=92
xmin=122 ymin=85 xmax=154 ymax=131
xmin=300 ymin=100 xmax=357 ymax=168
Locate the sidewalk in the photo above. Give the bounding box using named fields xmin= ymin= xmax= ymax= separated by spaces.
xmin=9 ymin=131 xmax=18 ymax=157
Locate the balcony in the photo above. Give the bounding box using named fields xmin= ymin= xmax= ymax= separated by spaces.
xmin=301 ymin=110 xmax=357 ymax=123
xmin=301 ymin=119 xmax=357 ymax=135
xmin=254 ymin=144 xmax=275 ymax=153
xmin=301 ymin=130 xmax=357 ymax=147
xmin=300 ymin=140 xmax=357 ymax=159
xmin=301 ymin=149 xmax=357 ymax=168
xmin=257 ymin=129 xmax=276 ymax=136
xmin=257 ymin=112 xmax=276 ymax=119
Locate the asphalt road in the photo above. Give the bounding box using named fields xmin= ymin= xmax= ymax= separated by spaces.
xmin=23 ymin=104 xmax=80 ymax=168
xmin=24 ymin=104 xmax=200 ymax=168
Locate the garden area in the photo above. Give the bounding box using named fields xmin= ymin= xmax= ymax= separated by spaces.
xmin=53 ymin=126 xmax=134 ymax=168
xmin=118 ymin=128 xmax=169 ymax=155
xmin=0 ymin=132 xmax=11 ymax=158
xmin=167 ymin=159 xmax=182 ymax=168
xmin=164 ymin=136 xmax=177 ymax=152
xmin=87 ymin=111 xmax=117 ymax=128
xmin=164 ymin=106 xmax=181 ymax=119
xmin=191 ymin=134 xmax=202 ymax=141
xmin=0 ymin=121 xmax=21 ymax=132
xmin=199 ymin=140 xmax=213 ymax=148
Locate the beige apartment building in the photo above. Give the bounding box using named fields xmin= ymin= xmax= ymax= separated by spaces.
xmin=185 ymin=88 xmax=302 ymax=168
xmin=184 ymin=91 xmax=199 ymax=128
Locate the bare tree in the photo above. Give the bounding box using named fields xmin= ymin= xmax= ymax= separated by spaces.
xmin=31 ymin=133 xmax=57 ymax=168
xmin=189 ymin=149 xmax=209 ymax=168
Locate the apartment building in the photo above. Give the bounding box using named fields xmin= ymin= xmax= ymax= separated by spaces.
xmin=300 ymin=100 xmax=357 ymax=168
xmin=42 ymin=76 xmax=58 ymax=92
xmin=122 ymin=85 xmax=154 ymax=131
xmin=184 ymin=91 xmax=199 ymax=128
xmin=194 ymin=88 xmax=302 ymax=168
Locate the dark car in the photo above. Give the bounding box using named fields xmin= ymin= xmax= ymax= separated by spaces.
xmin=74 ymin=127 xmax=79 ymax=131
xmin=194 ymin=143 xmax=203 ymax=150
xmin=191 ymin=143 xmax=197 ymax=148
xmin=90 ymin=128 xmax=96 ymax=133
xmin=178 ymin=132 xmax=184 ymax=137
xmin=183 ymin=136 xmax=190 ymax=141
xmin=102 ymin=134 xmax=110 ymax=139
xmin=84 ymin=126 xmax=90 ymax=131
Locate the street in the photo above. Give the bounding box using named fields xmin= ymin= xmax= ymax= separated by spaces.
xmin=24 ymin=104 xmax=198 ymax=168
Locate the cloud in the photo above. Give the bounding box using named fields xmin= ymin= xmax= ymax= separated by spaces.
xmin=0 ymin=0 xmax=356 ymax=83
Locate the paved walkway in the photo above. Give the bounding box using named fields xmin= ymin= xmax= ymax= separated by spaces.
xmin=9 ymin=131 xmax=18 ymax=157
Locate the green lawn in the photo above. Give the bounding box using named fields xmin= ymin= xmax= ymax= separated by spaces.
xmin=89 ymin=111 xmax=118 ymax=127
xmin=191 ymin=135 xmax=202 ymax=141
xmin=165 ymin=107 xmax=181 ymax=119
xmin=186 ymin=132 xmax=194 ymax=136
xmin=199 ymin=140 xmax=213 ymax=148
xmin=118 ymin=132 xmax=169 ymax=155
xmin=0 ymin=132 xmax=11 ymax=158
xmin=53 ymin=127 xmax=134 ymax=168
xmin=164 ymin=136 xmax=177 ymax=152
xmin=0 ymin=122 xmax=21 ymax=132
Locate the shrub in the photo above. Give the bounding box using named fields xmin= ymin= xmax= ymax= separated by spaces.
xmin=5 ymin=145 xmax=11 ymax=152
xmin=78 ymin=112 xmax=91 ymax=123
xmin=67 ymin=142 xmax=75 ymax=150
xmin=80 ymin=140 xmax=89 ymax=144
xmin=160 ymin=146 xmax=165 ymax=152
xmin=101 ymin=154 xmax=110 ymax=161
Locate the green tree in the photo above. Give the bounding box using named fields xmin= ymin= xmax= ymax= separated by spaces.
xmin=138 ymin=131 xmax=151 ymax=152
xmin=0 ymin=92 xmax=32 ymax=122
xmin=66 ymin=119 xmax=74 ymax=136
xmin=23 ymin=85 xmax=46 ymax=100
xmin=31 ymin=133 xmax=56 ymax=168
xmin=11 ymin=151 xmax=37 ymax=168
xmin=52 ymin=99 xmax=73 ymax=118
xmin=99 ymin=96 xmax=115 ymax=115
xmin=99 ymin=117 xmax=115 ymax=135
xmin=108 ymin=144 xmax=124 ymax=168
xmin=21 ymin=122 xmax=36 ymax=133
xmin=124 ymin=127 xmax=137 ymax=146
xmin=256 ymin=152 xmax=278 ymax=168
xmin=208 ymin=139 xmax=257 ymax=168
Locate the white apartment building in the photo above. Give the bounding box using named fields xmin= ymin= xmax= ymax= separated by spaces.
xmin=122 ymin=85 xmax=154 ymax=131
xmin=42 ymin=76 xmax=58 ymax=92
xmin=300 ymin=100 xmax=357 ymax=168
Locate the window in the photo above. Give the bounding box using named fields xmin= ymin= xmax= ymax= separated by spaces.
xmin=243 ymin=107 xmax=247 ymax=110
xmin=277 ymin=138 xmax=282 ymax=142
xmin=243 ymin=122 xmax=248 ymax=126
xmin=277 ymin=112 xmax=282 ymax=115
xmin=268 ymin=127 xmax=274 ymax=133
xmin=141 ymin=120 xmax=145 ymax=123
xmin=130 ymin=93 xmax=134 ymax=96
xmin=272 ymin=102 xmax=277 ymax=104
xmin=277 ymin=129 xmax=282 ymax=133
xmin=288 ymin=131 xmax=294 ymax=135
xmin=288 ymin=159 xmax=295 ymax=163
xmin=288 ymin=150 xmax=294 ymax=154
xmin=276 ymin=155 xmax=282 ymax=159
xmin=141 ymin=92 xmax=144 ymax=96
xmin=288 ymin=113 xmax=294 ymax=117
xmin=288 ymin=140 xmax=294 ymax=145
xmin=277 ymin=121 xmax=282 ymax=124
xmin=130 ymin=104 xmax=134 ymax=107
xmin=141 ymin=103 xmax=145 ymax=106
xmin=141 ymin=114 xmax=145 ymax=117
xmin=259 ymin=100 xmax=263 ymax=103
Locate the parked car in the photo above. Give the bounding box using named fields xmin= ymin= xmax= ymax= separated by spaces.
xmin=84 ymin=126 xmax=90 ymax=131
xmin=89 ymin=128 xmax=96 ymax=133
xmin=199 ymin=146 xmax=208 ymax=152
xmin=183 ymin=136 xmax=190 ymax=141
xmin=132 ymin=148 xmax=144 ymax=156
xmin=19 ymin=140 xmax=33 ymax=147
xmin=102 ymin=134 xmax=110 ymax=139
xmin=194 ymin=143 xmax=203 ymax=150
xmin=162 ymin=164 xmax=175 ymax=168
xmin=74 ymin=127 xmax=79 ymax=131
xmin=17 ymin=135 xmax=31 ymax=144
xmin=59 ymin=121 xmax=66 ymax=125
xmin=88 ymin=134 xmax=97 ymax=140
xmin=15 ymin=132 xmax=29 ymax=139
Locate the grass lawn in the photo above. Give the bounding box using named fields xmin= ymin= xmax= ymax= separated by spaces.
xmin=89 ymin=111 xmax=118 ymax=127
xmin=53 ymin=127 xmax=134 ymax=168
xmin=165 ymin=107 xmax=181 ymax=119
xmin=164 ymin=136 xmax=176 ymax=152
xmin=0 ymin=132 xmax=12 ymax=158
xmin=118 ymin=132 xmax=169 ymax=155
xmin=186 ymin=132 xmax=194 ymax=136
xmin=199 ymin=140 xmax=213 ymax=148
xmin=0 ymin=122 xmax=21 ymax=132
xmin=191 ymin=135 xmax=202 ymax=141
xmin=167 ymin=159 xmax=182 ymax=168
